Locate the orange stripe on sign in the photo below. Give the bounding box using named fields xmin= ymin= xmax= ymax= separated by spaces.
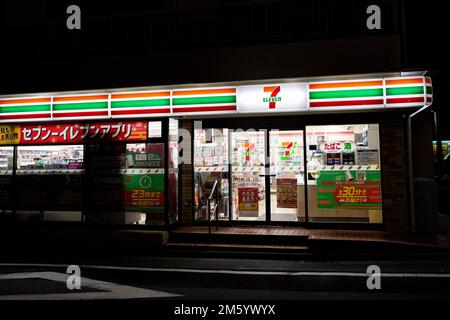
xmin=53 ymin=94 xmax=108 ymax=102
xmin=0 ymin=97 xmax=51 ymax=105
xmin=385 ymin=78 xmax=423 ymax=86
xmin=263 ymin=86 xmax=278 ymax=92
xmin=317 ymin=200 xmax=332 ymax=205
xmin=309 ymin=80 xmax=383 ymax=90
xmin=111 ymin=91 xmax=170 ymax=99
xmin=173 ymin=88 xmax=236 ymax=96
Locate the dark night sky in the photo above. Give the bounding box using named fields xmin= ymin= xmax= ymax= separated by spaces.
xmin=0 ymin=0 xmax=448 ymax=134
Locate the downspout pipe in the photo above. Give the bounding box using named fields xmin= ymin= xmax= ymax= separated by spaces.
xmin=407 ymin=104 xmax=432 ymax=233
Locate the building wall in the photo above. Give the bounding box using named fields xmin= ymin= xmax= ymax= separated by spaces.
xmin=379 ymin=113 xmax=410 ymax=234
xmin=180 ymin=120 xmax=194 ymax=226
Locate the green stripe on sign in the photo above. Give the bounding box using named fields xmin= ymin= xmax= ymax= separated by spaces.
xmin=0 ymin=104 xmax=51 ymax=114
xmin=309 ymin=89 xmax=383 ymax=100
xmin=111 ymin=99 xmax=170 ymax=108
xmin=173 ymin=95 xmax=236 ymax=106
xmin=53 ymin=102 xmax=108 ymax=111
xmin=386 ymin=86 xmax=424 ymax=96
xmin=426 ymin=86 xmax=432 ymax=95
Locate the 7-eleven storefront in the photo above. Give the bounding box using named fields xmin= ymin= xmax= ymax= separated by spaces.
xmin=0 ymin=72 xmax=432 ymax=232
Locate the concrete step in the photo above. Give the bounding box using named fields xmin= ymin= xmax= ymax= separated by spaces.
xmin=166 ymin=242 xmax=309 ymax=253
xmin=169 ymin=231 xmax=309 ymax=246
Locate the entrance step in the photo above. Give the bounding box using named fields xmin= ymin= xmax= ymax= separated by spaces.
xmin=166 ymin=242 xmax=309 ymax=253
xmin=168 ymin=226 xmax=310 ymax=253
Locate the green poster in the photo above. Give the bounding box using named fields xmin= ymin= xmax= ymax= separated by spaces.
xmin=316 ymin=170 xmax=382 ymax=209
xmin=123 ymin=173 xmax=165 ymax=212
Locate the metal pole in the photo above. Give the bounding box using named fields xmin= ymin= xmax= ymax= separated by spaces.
xmin=215 ymin=181 xmax=219 ymax=231
xmin=208 ymin=198 xmax=211 ymax=244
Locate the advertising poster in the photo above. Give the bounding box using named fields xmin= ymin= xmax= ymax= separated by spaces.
xmin=238 ymin=187 xmax=259 ymax=212
xmin=0 ymin=125 xmax=20 ymax=145
xmin=123 ymin=173 xmax=165 ymax=212
xmin=127 ymin=144 xmax=164 ymax=168
xmin=276 ymin=178 xmax=297 ymax=208
xmin=317 ymin=170 xmax=382 ymax=209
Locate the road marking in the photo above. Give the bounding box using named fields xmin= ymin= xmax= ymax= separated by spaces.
xmin=0 ymin=271 xmax=181 ymax=300
xmin=2 ymin=263 xmax=450 ymax=278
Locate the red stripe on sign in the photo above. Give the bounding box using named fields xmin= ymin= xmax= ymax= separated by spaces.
xmin=111 ymin=108 xmax=171 ymax=115
xmin=173 ymin=105 xmax=237 ymax=113
xmin=0 ymin=113 xmax=51 ymax=120
xmin=425 ymin=78 xmax=432 ymax=84
xmin=386 ymin=97 xmax=425 ymax=104
xmin=310 ymin=99 xmax=384 ymax=107
xmin=53 ymin=110 xmax=109 ymax=118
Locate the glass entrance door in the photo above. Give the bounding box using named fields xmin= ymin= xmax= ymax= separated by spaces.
xmin=269 ymin=130 xmax=305 ymax=222
xmin=231 ymin=130 xmax=266 ymax=221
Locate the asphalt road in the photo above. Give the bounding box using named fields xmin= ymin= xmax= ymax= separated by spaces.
xmin=1 ymin=255 xmax=450 ymax=300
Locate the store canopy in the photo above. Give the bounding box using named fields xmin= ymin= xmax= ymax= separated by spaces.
xmin=0 ymin=73 xmax=432 ymax=123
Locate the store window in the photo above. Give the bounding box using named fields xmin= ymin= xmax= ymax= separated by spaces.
xmin=123 ymin=142 xmax=166 ymax=225
xmin=306 ymin=124 xmax=383 ymax=224
xmin=194 ymin=128 xmax=229 ymax=221
xmin=168 ymin=118 xmax=179 ymax=223
xmin=231 ymin=130 xmax=266 ymax=221
xmin=0 ymin=147 xmax=14 ymax=220
xmin=15 ymin=145 xmax=84 ymax=222
xmin=269 ymin=130 xmax=305 ymax=222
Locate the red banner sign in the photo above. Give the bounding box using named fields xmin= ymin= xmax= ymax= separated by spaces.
xmin=333 ymin=182 xmax=382 ymax=205
xmin=18 ymin=121 xmax=148 ymax=144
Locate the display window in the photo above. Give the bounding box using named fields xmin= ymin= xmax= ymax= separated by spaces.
xmin=14 ymin=145 xmax=84 ymax=222
xmin=305 ymin=124 xmax=382 ymax=224
xmin=17 ymin=145 xmax=84 ymax=171
xmin=194 ymin=128 xmax=230 ymax=221
xmin=231 ymin=130 xmax=266 ymax=221
xmin=0 ymin=147 xmax=14 ymax=216
xmin=269 ymin=130 xmax=306 ymax=222
xmin=193 ymin=123 xmax=383 ymax=225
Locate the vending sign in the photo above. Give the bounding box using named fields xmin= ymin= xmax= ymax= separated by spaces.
xmin=317 ymin=170 xmax=382 ymax=209
xmin=0 ymin=121 xmax=148 ymax=145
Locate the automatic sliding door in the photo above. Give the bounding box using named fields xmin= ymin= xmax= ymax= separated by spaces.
xmin=269 ymin=130 xmax=305 ymax=222
xmin=231 ymin=131 xmax=266 ymax=221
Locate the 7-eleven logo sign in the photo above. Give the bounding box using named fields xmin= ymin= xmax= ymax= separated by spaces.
xmin=280 ymin=141 xmax=297 ymax=161
xmin=245 ymin=143 xmax=255 ymax=161
xmin=263 ymin=86 xmax=281 ymax=109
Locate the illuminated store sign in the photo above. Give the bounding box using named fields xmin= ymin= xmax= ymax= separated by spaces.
xmin=0 ymin=75 xmax=432 ymax=123
xmin=0 ymin=121 xmax=148 ymax=145
xmin=237 ymin=83 xmax=308 ymax=113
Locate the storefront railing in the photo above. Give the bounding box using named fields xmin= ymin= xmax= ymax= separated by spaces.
xmin=207 ymin=179 xmax=220 ymax=243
